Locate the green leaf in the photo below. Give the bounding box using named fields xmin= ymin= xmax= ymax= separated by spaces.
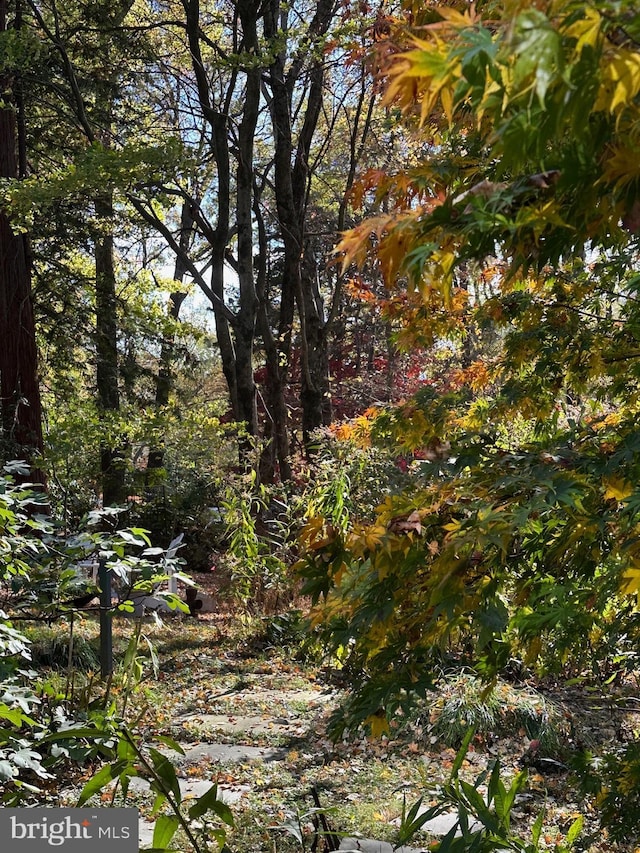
xmin=122 ymin=633 xmax=139 ymax=671
xmin=279 ymin=816 xmax=304 ymax=844
xmin=513 ymin=9 xmax=563 ymax=103
xmin=116 ymin=736 xmax=138 ymax=762
xmin=436 ymin=822 xmax=460 ymax=853
xmin=189 ymin=783 xmax=218 ymax=820
xmin=144 ymin=636 xmax=160 ymax=678
xmin=211 ymin=799 xmax=235 ymax=827
xmin=502 ymin=768 xmax=528 ymax=819
xmin=450 ymin=726 xmax=476 ymax=779
xmin=459 ymin=779 xmax=499 ymax=832
xmin=459 ymin=26 xmax=497 ymax=88
xmin=77 ymin=760 xmax=131 ymax=806
xmin=188 ymin=783 xmax=220 ymax=820
xmin=403 ymin=795 xmax=425 ymax=827
xmin=41 ymin=726 xmax=111 ymax=742
xmin=155 ymin=735 xmax=185 ymax=755
xmin=151 ymin=792 xmax=168 ymax=816
xmin=487 ymin=760 xmax=505 ymax=813
xmin=188 ymin=785 xmax=235 ymax=826
xmin=0 ymin=703 xmax=32 ymax=726
xmin=396 ymin=801 xmax=449 ymax=846
xmin=211 ymin=829 xmax=230 ymax=849
xmin=117 ymin=529 xmax=151 ymax=547
xmin=565 ymin=814 xmax=583 ymax=846
xmin=148 ymin=748 xmax=181 ymax=803
xmin=151 ymin=814 xmax=180 ymax=850
xmin=531 ymin=808 xmax=545 ymax=847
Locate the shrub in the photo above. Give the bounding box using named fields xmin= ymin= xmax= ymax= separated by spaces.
xmin=425 ymin=673 xmax=566 ymax=752
xmin=0 ymin=462 xmax=191 ymax=802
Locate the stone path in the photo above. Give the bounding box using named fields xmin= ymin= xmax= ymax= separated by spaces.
xmin=339 ymin=841 xmax=429 ymax=852
xmin=138 ymin=688 xmax=325 ymax=848
xmin=177 ymin=741 xmax=287 ymax=764
xmin=175 ymin=712 xmax=307 ymax=738
xmin=135 ymin=684 xmax=484 ymax=851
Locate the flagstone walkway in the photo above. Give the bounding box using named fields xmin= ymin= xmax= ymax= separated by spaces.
xmin=137 ymin=685 xmax=476 ymax=851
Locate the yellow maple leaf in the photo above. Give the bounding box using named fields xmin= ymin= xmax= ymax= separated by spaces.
xmin=564 ymin=7 xmax=602 ymax=54
xmin=595 ymin=50 xmax=640 ymax=114
xmin=603 ymin=476 xmax=634 ymax=502
xmin=524 ymin=635 xmax=542 ymax=665
xmin=621 ymin=567 xmax=640 ymax=598
xmin=364 ymin=524 xmax=387 ymax=552
xmin=436 ymin=5 xmax=479 ymax=28
xmin=366 ymin=711 xmax=390 ymax=738
xmin=337 ymin=214 xmax=398 ymax=273
xmin=440 ymin=83 xmax=454 ymax=125
xmin=601 ymin=143 xmax=640 ymax=191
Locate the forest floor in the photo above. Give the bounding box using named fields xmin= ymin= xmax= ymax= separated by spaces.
xmin=26 ymin=598 xmax=640 ymax=853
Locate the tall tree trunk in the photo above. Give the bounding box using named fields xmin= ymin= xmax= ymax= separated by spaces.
xmin=234 ymin=0 xmax=261 ymax=446
xmin=26 ymin=0 xmax=135 ymax=499
xmin=0 ymin=0 xmax=44 ymax=475
xmin=254 ymin=184 xmax=291 ymax=483
xmin=299 ymin=245 xmax=331 ymax=447
xmin=265 ymin=0 xmax=335 ymax=454
xmin=155 ymin=200 xmax=193 ymax=407
xmin=183 ymin=0 xmax=241 ymax=426
xmin=95 ymin=191 xmax=125 ymax=505
xmin=146 ymin=200 xmax=194 ymax=492
xmin=91 ymin=1 xmax=136 ymax=506
xmin=209 ymin=110 xmax=238 ymax=421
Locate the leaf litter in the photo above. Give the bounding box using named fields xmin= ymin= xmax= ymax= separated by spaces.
xmin=50 ymin=614 xmax=640 ymax=851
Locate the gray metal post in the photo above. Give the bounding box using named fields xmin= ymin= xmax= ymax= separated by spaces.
xmin=98 ymin=556 xmax=113 ymax=677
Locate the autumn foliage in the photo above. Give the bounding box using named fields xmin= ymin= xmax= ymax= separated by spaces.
xmin=299 ymin=0 xmax=640 ymax=792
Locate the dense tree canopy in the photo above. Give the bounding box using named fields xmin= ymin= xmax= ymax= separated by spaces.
xmin=6 ymin=0 xmax=640 ymax=847
xmin=2 ymin=0 xmax=429 ymax=497
xmin=300 ymin=0 xmax=640 ymax=739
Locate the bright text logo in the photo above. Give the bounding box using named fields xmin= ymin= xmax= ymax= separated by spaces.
xmin=1 ymin=808 xmax=138 ymax=851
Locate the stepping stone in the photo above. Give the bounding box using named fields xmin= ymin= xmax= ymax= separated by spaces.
xmin=176 ymin=713 xmax=304 ymax=736
xmin=191 ymin=591 xmax=216 ymax=613
xmin=389 ymin=809 xmax=482 ymax=836
xmin=420 ymin=811 xmax=482 ymax=835
xmin=234 ymin=688 xmax=337 ymax=706
xmin=177 ymin=742 xmax=287 ymax=764
xmin=347 ymin=811 xmax=485 ymax=853
xmin=339 ymin=840 xmax=427 ymax=852
xmin=178 ymin=779 xmax=250 ymax=801
xmin=127 ymin=777 xmax=248 ymax=804
xmin=185 ymin=590 xmax=216 ymax=614
xmin=139 ymin=819 xmax=155 ymax=849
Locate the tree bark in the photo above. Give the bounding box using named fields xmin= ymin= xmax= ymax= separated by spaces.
xmin=94 ymin=191 xmax=125 ymax=505
xmin=145 ymin=200 xmax=194 ymax=493
xmin=264 ymin=0 xmax=335 ymax=453
xmin=209 ymin=110 xmax=238 ymax=422
xmin=232 ymin=0 xmax=261 ymax=446
xmin=183 ymin=0 xmax=245 ymax=430
xmin=254 ymin=182 xmax=291 ymax=483
xmin=0 ymin=0 xmax=44 ymax=474
xmin=155 ymin=200 xmax=193 ymax=407
xmin=299 ymin=245 xmax=331 ymax=447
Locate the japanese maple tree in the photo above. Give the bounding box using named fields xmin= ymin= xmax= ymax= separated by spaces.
xmin=300 ymin=0 xmax=640 ymax=762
